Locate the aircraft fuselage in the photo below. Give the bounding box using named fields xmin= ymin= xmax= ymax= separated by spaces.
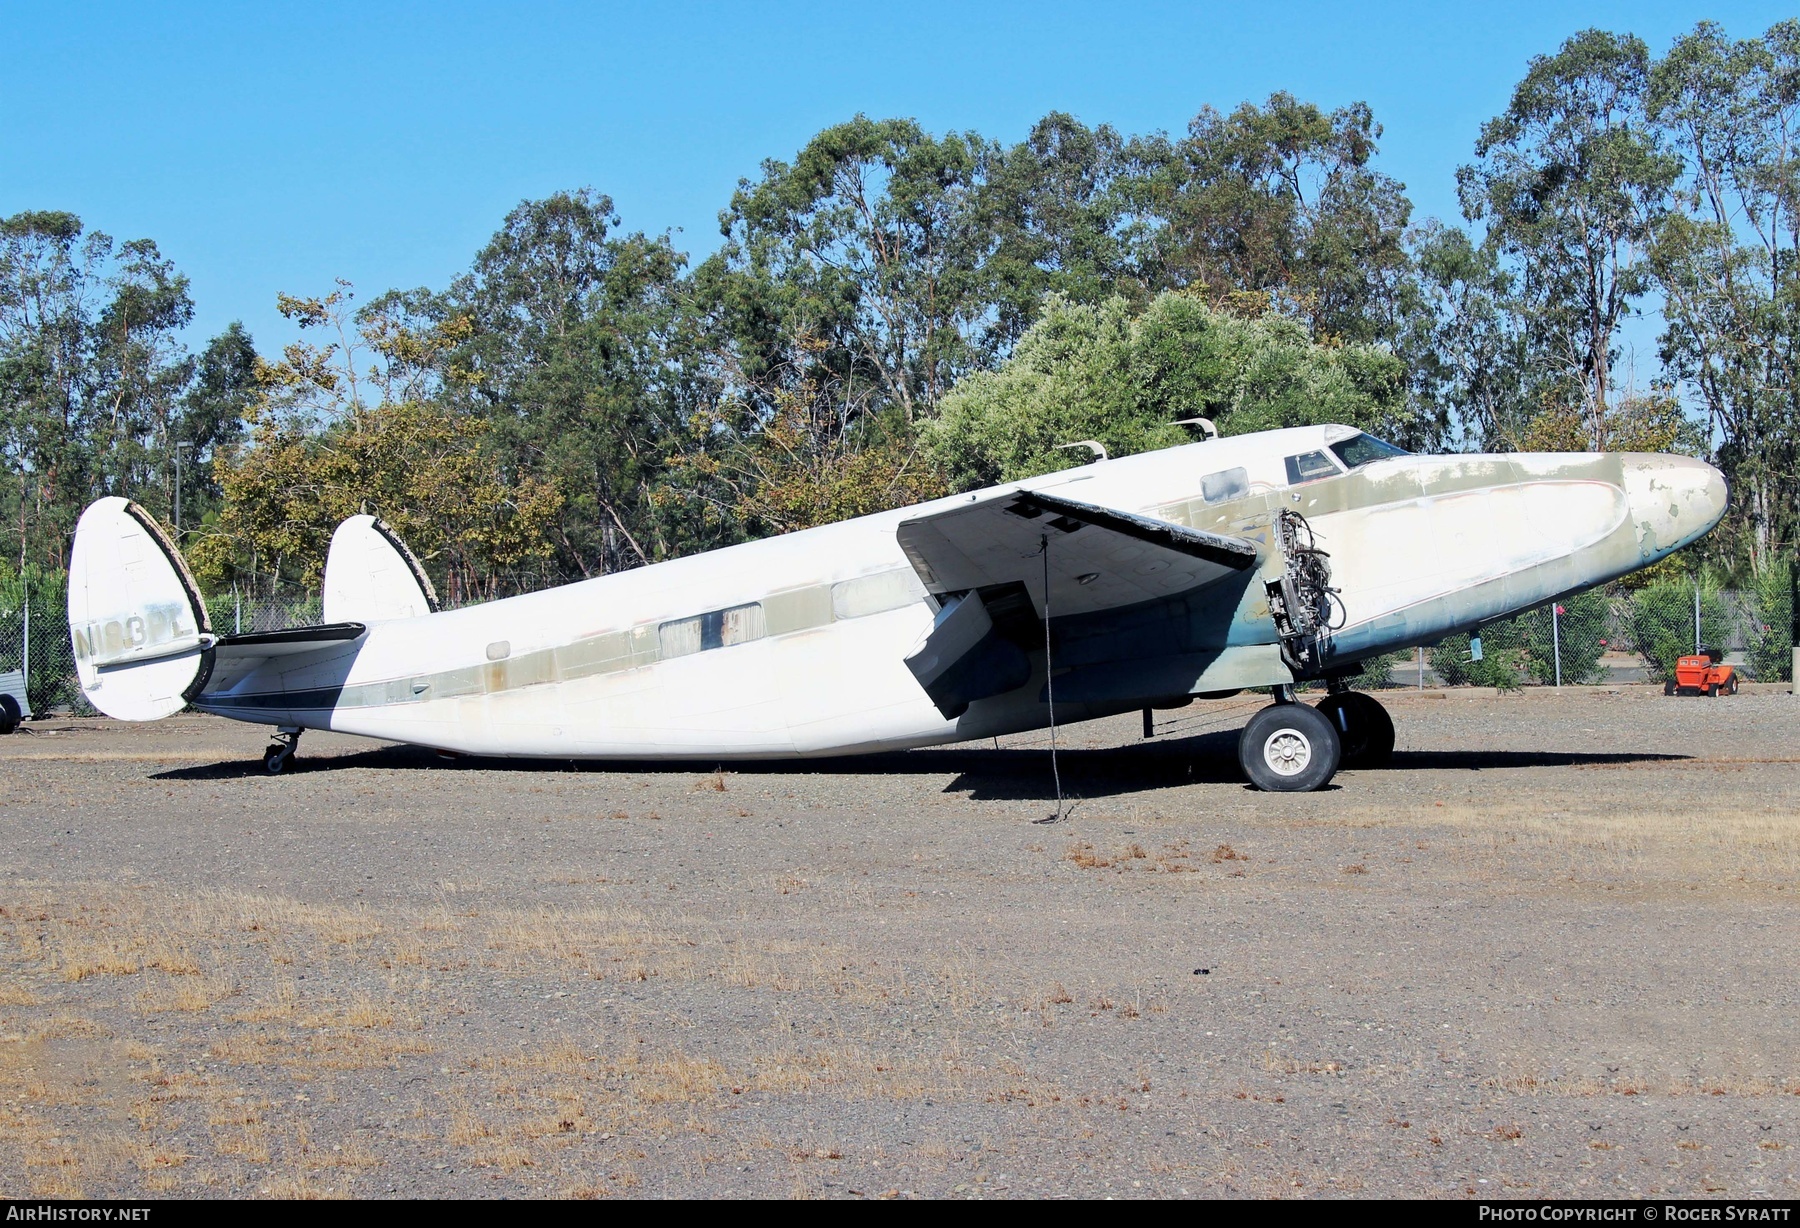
xmin=188 ymin=427 xmax=1726 ymax=760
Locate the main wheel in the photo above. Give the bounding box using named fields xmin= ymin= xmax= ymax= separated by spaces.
xmin=1314 ymin=692 xmax=1396 ymax=768
xmin=1238 ymin=702 xmax=1341 ymax=792
xmin=0 ymin=693 xmax=20 ymax=736
xmin=263 ymin=745 xmax=292 ymax=775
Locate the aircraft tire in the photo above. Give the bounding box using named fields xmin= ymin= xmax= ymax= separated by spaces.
xmin=263 ymin=745 xmax=292 ymax=775
xmin=0 ymin=694 xmax=19 ymax=736
xmin=1314 ymin=692 xmax=1395 ymax=769
xmin=1239 ymin=702 xmax=1340 ymax=792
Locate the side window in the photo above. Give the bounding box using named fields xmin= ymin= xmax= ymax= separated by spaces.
xmin=1200 ymin=467 xmax=1248 ymax=503
xmin=1283 ymin=451 xmax=1340 ymax=485
xmin=831 ymin=569 xmax=926 ymax=620
xmin=658 ymin=602 xmax=766 ymax=659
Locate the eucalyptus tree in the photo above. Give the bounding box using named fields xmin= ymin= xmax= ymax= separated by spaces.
xmin=1648 ymin=19 xmax=1800 ymax=571
xmin=437 ymin=189 xmax=716 ymax=575
xmin=974 ymin=112 xmax=1142 ymax=351
xmin=1124 ymin=93 xmax=1415 ymax=345
xmin=1458 ymin=30 xmax=1679 ymax=449
xmin=0 ymin=211 xmax=202 ymax=566
xmin=701 ymin=116 xmax=994 ymax=424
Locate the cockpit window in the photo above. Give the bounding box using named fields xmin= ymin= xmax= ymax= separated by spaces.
xmin=1328 ymin=433 xmax=1409 ymax=470
xmin=1284 ymin=450 xmax=1341 ymax=485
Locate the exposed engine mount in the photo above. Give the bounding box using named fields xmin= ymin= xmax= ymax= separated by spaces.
xmin=1265 ymin=509 xmax=1342 ymax=676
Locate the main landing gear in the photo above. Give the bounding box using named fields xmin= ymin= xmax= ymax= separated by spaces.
xmin=263 ymin=726 xmax=302 ymax=775
xmin=1313 ymin=690 xmax=1395 ymax=769
xmin=1236 ymin=687 xmax=1394 ymax=792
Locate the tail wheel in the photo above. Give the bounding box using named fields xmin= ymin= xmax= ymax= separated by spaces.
xmin=1313 ymin=692 xmax=1396 ymax=769
xmin=263 ymin=745 xmax=293 ymax=775
xmin=1238 ymin=702 xmax=1341 ymax=792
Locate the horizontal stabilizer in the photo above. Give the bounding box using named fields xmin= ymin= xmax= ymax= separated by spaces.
xmin=215 ymin=623 xmax=367 ymax=659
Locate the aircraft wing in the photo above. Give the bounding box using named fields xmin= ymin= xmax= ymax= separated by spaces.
xmin=897 ymin=488 xmax=1258 ymax=616
xmin=895 ymin=489 xmax=1261 ymax=717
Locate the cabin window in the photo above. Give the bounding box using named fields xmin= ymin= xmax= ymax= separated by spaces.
xmin=1283 ymin=450 xmax=1341 ymax=485
xmin=658 ymin=602 xmax=766 ymax=659
xmin=1200 ymin=467 xmax=1248 ymax=503
xmin=831 ymin=568 xmax=927 ymax=620
xmin=1328 ymin=432 xmax=1409 ymax=470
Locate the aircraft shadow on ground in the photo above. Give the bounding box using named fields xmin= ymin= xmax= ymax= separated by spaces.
xmin=150 ymin=731 xmax=1690 ymax=802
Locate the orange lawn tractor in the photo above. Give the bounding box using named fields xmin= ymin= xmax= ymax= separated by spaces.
xmin=1665 ymin=646 xmax=1739 ymax=696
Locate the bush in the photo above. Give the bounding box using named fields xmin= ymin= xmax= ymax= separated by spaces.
xmin=1432 ymin=624 xmax=1526 ymax=689
xmin=1514 ymin=592 xmax=1608 ymax=685
xmin=1351 ymin=649 xmax=1411 ymax=689
xmin=1626 ymin=580 xmax=1724 ymax=684
xmin=1746 ymin=562 xmax=1793 ymax=683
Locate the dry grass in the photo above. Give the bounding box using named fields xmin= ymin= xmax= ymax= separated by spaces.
xmin=1361 ymin=800 xmax=1800 ymax=883
xmin=1065 ymin=840 xmax=1204 ymax=873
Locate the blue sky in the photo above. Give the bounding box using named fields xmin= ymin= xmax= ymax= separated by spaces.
xmin=4 ymin=2 xmax=1791 ymax=355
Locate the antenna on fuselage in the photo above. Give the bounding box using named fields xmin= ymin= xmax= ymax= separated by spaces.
xmin=1172 ymin=417 xmax=1219 ymax=440
xmin=1056 ymin=440 xmax=1108 ymax=462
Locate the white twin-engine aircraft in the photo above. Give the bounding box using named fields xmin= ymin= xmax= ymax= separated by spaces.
xmin=67 ymin=424 xmax=1726 ymax=791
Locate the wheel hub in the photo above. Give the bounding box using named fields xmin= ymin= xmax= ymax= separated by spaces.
xmin=1262 ymin=728 xmax=1313 ymax=776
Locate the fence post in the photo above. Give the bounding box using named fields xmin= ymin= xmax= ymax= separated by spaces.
xmin=20 ymin=590 xmax=28 ymax=711
xmin=1417 ymin=645 xmax=1424 ymax=690
xmin=1694 ymin=580 xmax=1702 ymax=653
xmin=1552 ymin=604 xmax=1562 ymax=687
xmin=1791 ymin=562 xmax=1798 ymax=696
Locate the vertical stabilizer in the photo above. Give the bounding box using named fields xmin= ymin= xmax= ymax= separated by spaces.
xmin=322 ymin=515 xmax=439 ymax=624
xmin=67 ymin=498 xmax=214 ymax=720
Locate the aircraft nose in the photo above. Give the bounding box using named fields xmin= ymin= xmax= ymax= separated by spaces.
xmin=1622 ymin=454 xmax=1727 ymax=560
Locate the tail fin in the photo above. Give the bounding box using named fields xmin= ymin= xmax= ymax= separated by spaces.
xmin=323 ymin=515 xmax=438 ymax=624
xmin=68 ymin=498 xmax=214 ymax=720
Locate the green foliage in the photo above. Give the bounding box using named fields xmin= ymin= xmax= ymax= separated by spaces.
xmin=1350 ymin=649 xmax=1410 ymax=690
xmin=926 ymin=292 xmax=1410 ymax=489
xmin=1516 ymin=592 xmax=1609 ymax=685
xmin=1625 ymin=579 xmax=1726 ymax=683
xmin=1458 ymin=29 xmax=1678 ymax=449
xmin=1648 ymin=20 xmax=1800 ymax=572
xmin=1432 ymin=627 xmax=1527 ymax=690
xmin=1746 ymin=560 xmax=1794 ymax=682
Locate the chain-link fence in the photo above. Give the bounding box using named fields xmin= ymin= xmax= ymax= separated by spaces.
xmin=0 ymin=602 xmax=90 ymax=716
xmin=1373 ymin=575 xmax=1795 ymax=689
xmin=4 ymin=574 xmax=1795 ymax=719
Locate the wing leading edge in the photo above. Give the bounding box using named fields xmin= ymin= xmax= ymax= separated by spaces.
xmin=896 ymin=488 xmax=1261 ymax=717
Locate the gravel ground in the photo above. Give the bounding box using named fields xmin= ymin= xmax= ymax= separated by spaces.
xmin=0 ymin=685 xmax=1796 ymax=1199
